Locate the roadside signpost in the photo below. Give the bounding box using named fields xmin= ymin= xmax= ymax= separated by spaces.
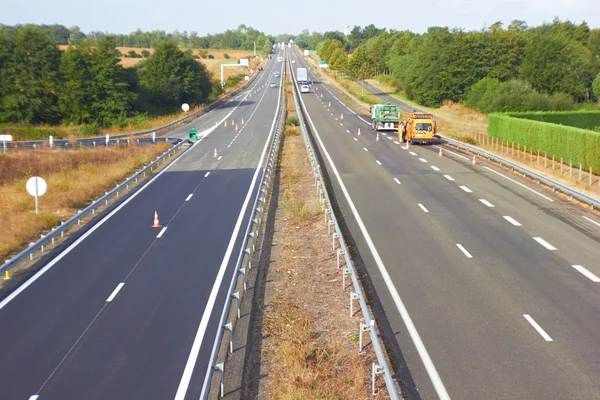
xmin=26 ymin=176 xmax=47 ymax=215
xmin=182 ymin=103 xmax=190 ymax=112
xmin=0 ymin=134 xmax=12 ymax=153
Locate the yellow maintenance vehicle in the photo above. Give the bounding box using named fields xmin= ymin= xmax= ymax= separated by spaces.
xmin=400 ymin=113 xmax=437 ymax=144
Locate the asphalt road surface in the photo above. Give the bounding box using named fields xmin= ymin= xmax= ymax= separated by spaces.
xmin=290 ymin=48 xmax=600 ymax=399
xmin=0 ymin=49 xmax=285 ymax=400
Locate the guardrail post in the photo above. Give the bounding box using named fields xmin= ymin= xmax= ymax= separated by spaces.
xmin=324 ymin=208 xmax=330 ymax=224
xmin=350 ymin=291 xmax=359 ymax=317
xmin=244 ymin=248 xmax=252 ymax=270
xmin=238 ymin=267 xmax=247 ymax=291
xmin=328 ymin=219 xmax=334 ymax=235
xmin=332 ymin=232 xmax=339 ymax=253
xmin=213 ymin=363 xmax=225 ymax=398
xmin=372 ymin=363 xmax=384 ymax=395
xmin=336 ymin=248 xmax=344 ymax=268
xmin=342 ymin=267 xmax=350 ymax=289
xmin=231 ymin=292 xmax=241 ymax=319
xmin=224 ymin=322 xmax=233 ymax=354
xmin=359 ymin=320 xmax=374 ymax=352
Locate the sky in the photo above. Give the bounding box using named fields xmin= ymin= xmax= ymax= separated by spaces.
xmin=2 ymin=0 xmax=600 ymax=36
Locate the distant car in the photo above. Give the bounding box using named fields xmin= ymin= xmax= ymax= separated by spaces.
xmin=300 ymin=84 xmax=310 ymax=93
xmin=270 ymin=81 xmax=277 ymax=88
xmin=292 ymin=60 xmax=296 ymax=63
xmin=274 ymin=71 xmax=280 ymax=78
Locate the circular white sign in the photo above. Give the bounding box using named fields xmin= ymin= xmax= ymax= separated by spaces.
xmin=181 ymin=103 xmax=190 ymax=112
xmin=26 ymin=176 xmax=47 ymax=197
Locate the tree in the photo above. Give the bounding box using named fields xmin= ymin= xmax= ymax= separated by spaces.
xmin=88 ymin=36 xmax=134 ymax=125
xmin=138 ymin=41 xmax=212 ymax=111
xmin=69 ymin=26 xmax=85 ymax=45
xmin=347 ymin=44 xmax=373 ymax=81
xmin=57 ymin=45 xmax=93 ymax=124
xmin=593 ymin=73 xmax=600 ymax=106
xmin=0 ymin=26 xmax=61 ymax=124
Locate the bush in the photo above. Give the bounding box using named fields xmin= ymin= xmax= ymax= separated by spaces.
xmin=141 ymin=50 xmax=150 ymax=58
xmin=223 ymin=53 xmax=230 ymax=59
xmin=488 ymin=112 xmax=600 ymax=171
xmin=125 ymin=50 xmax=142 ymax=59
xmin=208 ymin=54 xmax=214 ymax=59
xmin=80 ymin=122 xmax=102 ymax=136
xmin=286 ymin=116 xmax=300 ymax=126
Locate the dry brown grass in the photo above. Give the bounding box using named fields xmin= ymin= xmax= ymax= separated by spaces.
xmin=0 ymin=143 xmax=171 ymax=259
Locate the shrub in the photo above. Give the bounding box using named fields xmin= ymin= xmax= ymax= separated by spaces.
xmin=286 ymin=116 xmax=300 ymax=126
xmin=80 ymin=122 xmax=102 ymax=136
xmin=223 ymin=53 xmax=230 ymax=59
xmin=126 ymin=50 xmax=142 ymax=58
xmin=208 ymin=54 xmax=214 ymax=59
xmin=141 ymin=50 xmax=150 ymax=58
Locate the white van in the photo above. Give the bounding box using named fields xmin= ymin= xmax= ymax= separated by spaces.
xmin=300 ymin=84 xmax=310 ymax=93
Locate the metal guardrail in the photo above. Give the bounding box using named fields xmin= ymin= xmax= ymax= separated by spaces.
xmin=290 ymin=51 xmax=401 ymax=399
xmin=199 ymin=51 xmax=287 ymax=399
xmin=1 ymin=139 xmax=187 ymax=275
xmin=439 ymin=135 xmax=600 ymax=209
xmin=302 ymin=48 xmax=600 ymax=211
xmin=9 ymin=68 xmax=262 ymax=147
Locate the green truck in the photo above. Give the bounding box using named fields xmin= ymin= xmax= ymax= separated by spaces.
xmin=370 ymin=103 xmax=401 ymax=131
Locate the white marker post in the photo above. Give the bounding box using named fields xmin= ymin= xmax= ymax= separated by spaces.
xmin=26 ymin=176 xmax=47 ymax=215
xmin=49 ymin=135 xmax=53 ymax=148
xmin=152 ymin=131 xmax=156 ymax=143
xmin=0 ymin=134 xmax=12 ymax=154
xmin=105 ymin=134 xmax=110 ymax=146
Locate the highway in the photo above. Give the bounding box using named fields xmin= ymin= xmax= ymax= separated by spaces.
xmin=289 ymin=48 xmax=600 ymax=399
xmin=0 ymin=49 xmax=285 ymax=399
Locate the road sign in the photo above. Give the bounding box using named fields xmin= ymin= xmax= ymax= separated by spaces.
xmin=181 ymin=103 xmax=190 ymax=112
xmin=304 ymin=50 xmax=309 ymax=56
xmin=1 ymin=134 xmax=13 ymax=153
xmin=26 ymin=176 xmax=47 ymax=215
xmin=240 ymin=58 xmax=249 ymax=67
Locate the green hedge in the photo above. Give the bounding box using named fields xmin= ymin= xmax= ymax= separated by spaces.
xmin=509 ymin=110 xmax=600 ymax=130
xmin=488 ymin=112 xmax=600 ymax=171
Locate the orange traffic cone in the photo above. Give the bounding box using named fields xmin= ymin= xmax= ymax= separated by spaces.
xmin=357 ymin=128 xmax=361 ymax=136
xmin=341 ymin=113 xmax=344 ymax=120
xmin=438 ymin=148 xmax=443 ymax=158
xmin=376 ymin=132 xmax=380 ymax=142
xmin=406 ymin=140 xmax=410 ymax=150
xmin=152 ymin=211 xmax=161 ymax=228
xmin=214 ymin=148 xmax=218 ymax=158
xmin=235 ymin=124 xmax=238 ymax=131
xmin=242 ymin=118 xmax=245 ymax=124
xmin=472 ymin=155 xmax=477 ymax=166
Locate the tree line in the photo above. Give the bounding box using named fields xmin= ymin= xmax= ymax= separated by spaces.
xmin=300 ymin=20 xmax=600 ymax=112
xmin=0 ymin=26 xmax=247 ymax=128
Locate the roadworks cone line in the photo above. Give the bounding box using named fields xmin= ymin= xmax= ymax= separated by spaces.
xmin=152 ymin=211 xmax=161 ymax=228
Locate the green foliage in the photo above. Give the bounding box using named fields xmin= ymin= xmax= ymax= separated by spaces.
xmin=57 ymin=45 xmax=93 ymax=124
xmin=223 ymin=53 xmax=230 ymax=59
xmin=138 ymin=41 xmax=212 ymax=112
xmin=593 ymin=73 xmax=600 ymax=104
xmin=286 ymin=116 xmax=299 ymax=126
xmin=124 ymin=50 xmax=142 ymax=58
xmin=141 ymin=49 xmax=150 ymax=58
xmin=488 ymin=112 xmax=600 ymax=171
xmin=207 ymin=54 xmax=214 ymax=59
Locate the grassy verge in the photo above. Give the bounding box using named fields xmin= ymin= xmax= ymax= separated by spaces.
xmin=257 ymin=76 xmax=391 ymax=398
xmin=0 ymin=143 xmax=172 ymax=259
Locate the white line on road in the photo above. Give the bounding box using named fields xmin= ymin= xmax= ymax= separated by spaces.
xmin=443 ymin=175 xmax=455 ymax=181
xmin=394 ymin=178 xmax=401 ymax=185
xmin=354 ymin=138 xmax=358 ymax=141
xmin=393 ymin=141 xmax=400 ymax=144
xmin=523 ymin=314 xmax=553 ymax=341
xmin=456 ymin=244 xmax=473 ymax=258
xmin=479 ymin=199 xmax=494 ymax=207
xmin=217 ymin=156 xmax=223 ymax=161
xmin=376 ymin=160 xmax=382 ymax=165
xmin=185 ymin=194 xmax=193 ymax=202
xmin=106 ymin=283 xmax=125 ymax=302
xmin=583 ymin=216 xmax=600 ymax=228
xmin=419 ymin=158 xmax=428 ymax=163
xmin=346 ymin=129 xmax=350 ymax=133
xmin=204 ymin=171 xmax=210 ymax=178
xmin=363 ymin=147 xmax=368 ymax=152
xmin=483 ymin=166 xmax=554 ymax=202
xmin=418 ymin=203 xmax=429 ymax=213
xmin=380 ymin=132 xmax=387 ymax=136
xmin=434 ymin=145 xmax=469 ymax=160
xmin=340 ymin=123 xmax=343 ymax=126
xmin=533 ymin=237 xmax=557 ymax=250
xmin=387 ymin=136 xmax=393 ymax=140
xmin=572 ymin=265 xmax=600 ymax=282
xmin=503 ymin=216 xmax=522 ymax=226
xmin=296 ymin=84 xmax=451 ymax=400
xmin=29 ymin=395 xmax=39 ymax=400
xmin=156 ymin=227 xmax=167 ymax=238
xmin=409 ymin=151 xmax=417 ymax=156
xmin=460 ymin=186 xmax=473 ymax=193
xmin=430 ymin=166 xmax=440 ymax=171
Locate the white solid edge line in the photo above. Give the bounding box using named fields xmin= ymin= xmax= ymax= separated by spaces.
xmin=456 ymin=244 xmax=473 ymax=258
xmin=434 ymin=145 xmax=469 ymax=161
xmin=0 ymin=139 xmax=192 ymax=312
xmin=106 ymin=282 xmax=125 ymax=302
xmin=204 ymin=171 xmax=210 ymax=178
xmin=185 ymin=194 xmax=193 ymax=202
xmin=156 ymin=227 xmax=167 ymax=238
xmin=572 ymin=265 xmax=600 ymax=283
xmin=533 ymin=237 xmax=557 ymax=250
xmin=191 ymin=57 xmax=284 ymax=400
xmin=376 ymin=160 xmax=382 ymax=165
xmin=29 ymin=396 xmax=39 ymax=400
xmin=418 ymin=203 xmax=429 ymax=213
xmin=296 ymin=80 xmax=451 ymax=400
xmin=479 ymin=199 xmax=494 ymax=207
xmin=394 ymin=178 xmax=401 ymax=184
xmin=523 ymin=314 xmax=553 ymax=341
xmin=419 ymin=158 xmax=428 ymax=163
xmin=483 ymin=166 xmax=554 ymax=202
xmin=444 ymin=175 xmax=455 ymax=181
xmin=459 ymin=186 xmax=473 ymax=193
xmin=503 ymin=216 xmax=522 ymax=226
xmin=431 ymin=166 xmax=440 ymax=171
xmin=583 ymin=216 xmax=600 ymax=228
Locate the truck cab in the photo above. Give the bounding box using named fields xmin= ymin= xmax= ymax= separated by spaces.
xmin=401 ymin=113 xmax=437 ymax=144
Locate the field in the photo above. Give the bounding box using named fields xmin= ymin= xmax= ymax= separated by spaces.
xmin=0 ymin=143 xmax=172 ymax=260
